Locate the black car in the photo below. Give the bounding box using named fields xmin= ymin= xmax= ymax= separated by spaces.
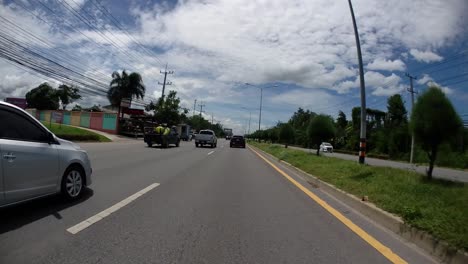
xmin=230 ymin=135 xmax=246 ymax=148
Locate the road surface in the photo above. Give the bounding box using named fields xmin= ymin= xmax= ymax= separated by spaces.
xmin=0 ymin=140 xmax=436 ymax=263
xmin=285 ymin=145 xmax=468 ymax=183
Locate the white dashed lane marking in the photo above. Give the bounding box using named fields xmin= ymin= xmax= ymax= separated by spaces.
xmin=67 ymin=183 xmax=160 ymax=234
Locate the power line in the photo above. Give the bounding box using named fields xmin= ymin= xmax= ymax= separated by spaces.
xmin=89 ymin=0 xmax=166 ymax=68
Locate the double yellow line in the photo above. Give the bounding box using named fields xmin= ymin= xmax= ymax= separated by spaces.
xmin=249 ymin=146 xmax=407 ymax=264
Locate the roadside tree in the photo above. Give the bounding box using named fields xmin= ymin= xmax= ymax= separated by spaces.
xmin=107 ymin=70 xmax=145 ymax=114
xmin=410 ymin=86 xmax=462 ymax=179
xmin=307 ymin=114 xmax=336 ymax=156
xmin=57 ymin=84 xmax=81 ymax=110
xmin=279 ymin=123 xmax=295 ymax=148
xmin=25 ymin=83 xmax=59 ymax=110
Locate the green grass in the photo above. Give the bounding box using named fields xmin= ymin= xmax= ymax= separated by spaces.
xmin=42 ymin=122 xmax=111 ymax=142
xmin=250 ymin=142 xmax=468 ymax=252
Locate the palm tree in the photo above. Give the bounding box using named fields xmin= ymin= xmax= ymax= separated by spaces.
xmin=107 ymin=70 xmax=145 ymax=110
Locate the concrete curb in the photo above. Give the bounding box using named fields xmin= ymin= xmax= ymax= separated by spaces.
xmin=251 ymin=145 xmax=468 ymax=264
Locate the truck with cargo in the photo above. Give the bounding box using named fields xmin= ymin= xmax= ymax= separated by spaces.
xmin=176 ymin=124 xmax=191 ymax=141
xmin=143 ymin=125 xmax=180 ymax=148
xmin=224 ymin=128 xmax=233 ymax=140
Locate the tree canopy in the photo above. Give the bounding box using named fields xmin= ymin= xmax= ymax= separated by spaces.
xmin=307 ymin=114 xmax=336 ymax=155
xmin=57 ymin=84 xmax=81 ymax=110
xmin=279 ymin=123 xmax=295 ymax=147
xmin=25 ymin=83 xmax=60 ymax=110
xmin=107 ymin=70 xmax=145 ymax=107
xmin=410 ymin=86 xmax=462 ymax=179
xmin=146 ymin=91 xmax=189 ymax=125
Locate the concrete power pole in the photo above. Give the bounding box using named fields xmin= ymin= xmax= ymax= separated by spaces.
xmin=158 ymin=64 xmax=173 ymax=99
xmin=193 ymin=99 xmax=197 ymax=116
xmin=199 ymin=102 xmax=206 ymax=117
xmin=406 ymin=73 xmax=418 ymax=164
xmin=348 ymin=0 xmax=367 ymax=164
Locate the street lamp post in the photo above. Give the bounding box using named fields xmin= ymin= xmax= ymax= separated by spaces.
xmin=348 ymin=0 xmax=367 ymax=164
xmin=241 ymin=107 xmax=252 ymax=134
xmin=245 ymin=83 xmax=277 ymax=132
xmin=259 ymin=87 xmax=263 ymax=131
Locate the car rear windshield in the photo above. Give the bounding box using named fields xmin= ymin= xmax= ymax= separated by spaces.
xmin=200 ymin=131 xmax=213 ymax=135
xmin=233 ymin=136 xmax=244 ymax=139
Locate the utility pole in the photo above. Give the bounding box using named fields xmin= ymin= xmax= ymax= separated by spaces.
xmin=259 ymin=87 xmax=263 ymax=131
xmin=348 ymin=0 xmax=367 ymax=164
xmin=158 ymin=63 xmax=173 ymax=99
xmin=248 ymin=111 xmax=251 ymax=134
xmin=193 ymin=99 xmax=197 ymax=116
xmin=211 ymin=113 xmax=214 ymax=124
xmin=199 ymin=102 xmax=206 ymax=117
xmin=406 ymin=73 xmax=418 ymax=164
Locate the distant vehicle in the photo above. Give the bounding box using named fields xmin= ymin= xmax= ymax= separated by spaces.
xmin=176 ymin=124 xmax=191 ymax=141
xmin=144 ymin=126 xmax=180 ymax=148
xmin=0 ymin=101 xmax=93 ymax=207
xmin=320 ymin=142 xmax=334 ymax=153
xmin=195 ymin=130 xmax=217 ymax=148
xmin=230 ymin=135 xmax=246 ymax=148
xmin=224 ymin=128 xmax=233 ymax=140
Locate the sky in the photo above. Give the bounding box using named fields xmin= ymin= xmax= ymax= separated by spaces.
xmin=0 ymin=0 xmax=467 ymax=134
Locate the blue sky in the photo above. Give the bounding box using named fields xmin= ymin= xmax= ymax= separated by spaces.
xmin=0 ymin=0 xmax=467 ymax=134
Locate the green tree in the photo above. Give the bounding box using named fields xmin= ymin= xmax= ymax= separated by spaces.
xmin=56 ymin=84 xmax=81 ymax=110
xmin=86 ymin=105 xmax=102 ymax=112
xmin=147 ymin=91 xmax=185 ymax=125
xmin=410 ymin=86 xmax=463 ymax=179
xmin=72 ymin=104 xmax=82 ymax=111
xmin=289 ymin=108 xmax=316 ymax=146
xmin=307 ymin=115 xmax=336 ymax=155
xmin=25 ymin=83 xmax=59 ymax=110
xmin=279 ymin=123 xmax=295 ymax=148
xmin=107 ymin=70 xmax=145 ymax=112
xmin=387 ymin=94 xmax=407 ymax=127
xmin=385 ymin=94 xmax=410 ymax=158
xmin=336 ymin=111 xmax=348 ymax=149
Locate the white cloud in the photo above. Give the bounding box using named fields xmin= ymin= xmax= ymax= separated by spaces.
xmin=134 ymin=0 xmax=467 ymax=90
xmin=333 ymin=71 xmax=403 ymax=96
xmin=417 ymin=74 xmax=433 ymax=85
xmin=269 ymin=89 xmax=336 ymax=114
xmin=413 ymin=74 xmax=453 ymax=95
xmin=410 ymin=49 xmax=444 ymax=63
xmin=365 ymin=71 xmax=403 ymax=96
xmin=367 ymin=58 xmax=406 ymax=71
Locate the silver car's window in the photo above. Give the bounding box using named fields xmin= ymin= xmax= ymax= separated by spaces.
xmin=0 ymin=109 xmax=48 ymax=142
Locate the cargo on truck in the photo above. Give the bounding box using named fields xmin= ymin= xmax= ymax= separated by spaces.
xmin=143 ymin=124 xmax=180 ymax=148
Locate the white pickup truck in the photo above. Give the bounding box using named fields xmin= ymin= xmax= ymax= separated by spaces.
xmin=195 ymin=130 xmax=217 ymax=148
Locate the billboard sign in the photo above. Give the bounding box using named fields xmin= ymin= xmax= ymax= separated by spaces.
xmin=5 ymin=98 xmax=27 ymax=109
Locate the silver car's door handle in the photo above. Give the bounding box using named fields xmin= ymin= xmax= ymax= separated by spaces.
xmin=3 ymin=153 xmax=16 ymax=161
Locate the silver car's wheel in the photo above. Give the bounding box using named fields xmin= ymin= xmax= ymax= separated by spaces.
xmin=62 ymin=167 xmax=84 ymax=199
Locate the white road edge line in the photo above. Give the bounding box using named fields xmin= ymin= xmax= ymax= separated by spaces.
xmin=66 ymin=183 xmax=160 ymax=235
xmin=207 ymin=150 xmax=215 ymax=155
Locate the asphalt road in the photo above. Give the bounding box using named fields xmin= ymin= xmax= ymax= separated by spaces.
xmin=285 ymin=145 xmax=468 ymax=183
xmin=0 ymin=139 xmax=437 ymax=263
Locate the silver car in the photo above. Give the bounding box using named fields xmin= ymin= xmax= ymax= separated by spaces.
xmin=0 ymin=101 xmax=92 ymax=207
xmin=320 ymin=142 xmax=334 ymax=153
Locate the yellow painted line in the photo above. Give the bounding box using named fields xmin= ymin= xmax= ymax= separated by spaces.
xmin=248 ymin=146 xmax=407 ymax=264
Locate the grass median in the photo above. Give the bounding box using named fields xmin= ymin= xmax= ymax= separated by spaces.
xmin=42 ymin=122 xmax=111 ymax=142
xmin=250 ymin=141 xmax=468 ymax=252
